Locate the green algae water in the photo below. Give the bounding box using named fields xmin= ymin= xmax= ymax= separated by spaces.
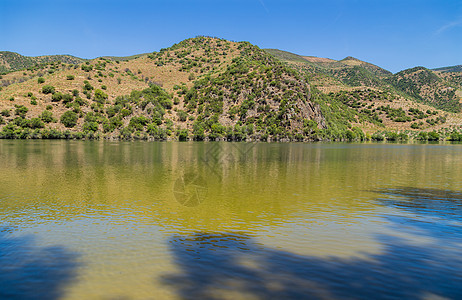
xmin=1 ymin=140 xmax=461 ymax=299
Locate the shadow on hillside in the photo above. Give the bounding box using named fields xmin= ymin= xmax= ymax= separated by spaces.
xmin=0 ymin=228 xmax=80 ymax=300
xmin=161 ymin=187 xmax=462 ymax=299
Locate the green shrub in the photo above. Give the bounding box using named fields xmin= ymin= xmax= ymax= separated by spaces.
xmin=37 ymin=77 xmax=45 ymax=84
xmin=448 ymin=132 xmax=462 ymax=141
xmin=428 ymin=131 xmax=440 ymax=141
xmin=177 ymin=110 xmax=188 ymax=122
xmin=385 ymin=132 xmax=399 ymax=141
xmin=62 ymin=94 xmax=73 ymax=104
xmin=371 ymin=132 xmax=385 ymax=141
xmin=417 ymin=132 xmax=428 ymax=141
xmin=42 ymin=85 xmax=55 ymax=94
xmin=128 ymin=116 xmax=149 ymax=130
xmin=40 ymin=110 xmax=55 ymax=123
xmin=1 ymin=109 xmax=10 ymax=117
xmin=120 ymin=107 xmax=132 ymax=117
xmin=30 ymin=118 xmax=44 ymax=129
xmin=177 ymin=129 xmax=188 ymax=141
xmin=60 ymin=111 xmax=78 ymax=128
xmin=83 ymin=80 xmax=94 ymax=91
xmin=83 ymin=121 xmax=99 ymax=132
xmin=15 ymin=105 xmax=28 ymax=117
xmin=94 ymin=89 xmax=108 ymax=104
xmin=66 ymin=75 xmax=75 ymax=80
xmin=81 ymin=64 xmax=93 ymax=72
xmin=51 ymin=92 xmax=63 ymax=102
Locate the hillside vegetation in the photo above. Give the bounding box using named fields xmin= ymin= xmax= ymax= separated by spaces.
xmin=384 ymin=67 xmax=461 ymax=112
xmin=0 ymin=51 xmax=85 ymax=74
xmin=1 ymin=37 xmax=462 ymax=141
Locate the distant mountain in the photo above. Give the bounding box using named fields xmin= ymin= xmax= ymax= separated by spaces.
xmin=338 ymin=56 xmax=392 ymax=77
xmin=0 ymin=51 xmax=85 ymax=73
xmin=100 ymin=53 xmax=150 ymax=62
xmin=433 ymin=65 xmax=462 ymax=73
xmin=263 ymin=49 xmax=311 ymax=64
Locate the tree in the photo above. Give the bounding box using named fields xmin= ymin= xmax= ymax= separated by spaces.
xmin=177 ymin=129 xmax=188 ymax=141
xmin=60 ymin=111 xmax=78 ymax=128
xmin=428 ymin=131 xmax=440 ymax=141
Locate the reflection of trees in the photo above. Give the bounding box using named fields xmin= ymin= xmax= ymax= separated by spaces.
xmin=163 ymin=228 xmax=462 ymax=299
xmin=0 ymin=229 xmax=79 ymax=299
xmin=1 ymin=141 xmax=462 ymax=230
xmin=376 ymin=187 xmax=462 ymax=221
xmin=0 ymin=141 xmax=380 ymax=229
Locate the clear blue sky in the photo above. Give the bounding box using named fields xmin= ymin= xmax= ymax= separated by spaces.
xmin=1 ymin=0 xmax=461 ymax=73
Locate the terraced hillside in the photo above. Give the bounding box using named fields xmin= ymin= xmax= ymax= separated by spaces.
xmin=385 ymin=67 xmax=462 ymax=112
xmin=266 ymin=48 xmax=462 ymax=131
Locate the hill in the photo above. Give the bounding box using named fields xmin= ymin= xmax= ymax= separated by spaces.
xmin=0 ymin=37 xmax=335 ymax=141
xmin=0 ymin=51 xmax=85 ymax=74
xmin=385 ymin=67 xmax=461 ymax=112
xmin=1 ymin=37 xmax=462 ymax=141
xmin=264 ymin=49 xmax=311 ymax=64
xmin=266 ymin=48 xmax=462 ymax=111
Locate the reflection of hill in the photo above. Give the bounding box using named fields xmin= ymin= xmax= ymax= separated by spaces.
xmin=1 ymin=141 xmax=462 ymax=232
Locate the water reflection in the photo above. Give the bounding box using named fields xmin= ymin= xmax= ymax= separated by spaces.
xmin=163 ymin=187 xmax=462 ymax=299
xmin=1 ymin=141 xmax=462 ymax=299
xmin=163 ymin=229 xmax=462 ymax=299
xmin=376 ymin=187 xmax=462 ymax=221
xmin=375 ymin=187 xmax=462 ymax=247
xmin=0 ymin=229 xmax=79 ymax=300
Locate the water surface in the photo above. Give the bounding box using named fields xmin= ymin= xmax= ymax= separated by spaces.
xmin=0 ymin=141 xmax=461 ymax=299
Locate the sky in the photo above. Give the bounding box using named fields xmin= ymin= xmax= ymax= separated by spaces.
xmin=0 ymin=0 xmax=461 ymax=73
